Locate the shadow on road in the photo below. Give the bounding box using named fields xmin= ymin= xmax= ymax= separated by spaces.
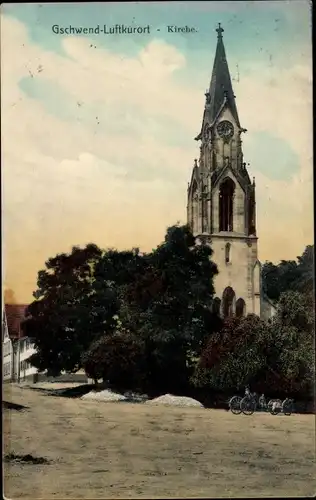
xmin=3 ymin=401 xmax=30 ymax=411
xmin=25 ymin=384 xmax=95 ymax=399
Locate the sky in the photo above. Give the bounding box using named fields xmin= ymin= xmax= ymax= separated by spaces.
xmin=1 ymin=1 xmax=313 ymax=304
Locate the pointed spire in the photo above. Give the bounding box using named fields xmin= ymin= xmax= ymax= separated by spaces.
xmin=208 ymin=24 xmax=240 ymax=126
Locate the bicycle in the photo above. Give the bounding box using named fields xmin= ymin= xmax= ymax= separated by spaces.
xmin=267 ymin=398 xmax=294 ymax=416
xmin=240 ymin=392 xmax=257 ymax=415
xmin=228 ymin=395 xmax=243 ymax=415
xmin=282 ymin=398 xmax=294 ymax=416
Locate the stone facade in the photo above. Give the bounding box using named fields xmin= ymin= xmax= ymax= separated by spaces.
xmin=187 ymin=25 xmax=270 ymax=319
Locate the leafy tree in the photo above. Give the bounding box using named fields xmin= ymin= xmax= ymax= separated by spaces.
xmin=261 ymin=262 xmax=280 ymax=301
xmin=192 ymin=314 xmax=267 ymax=391
xmin=120 ymin=224 xmax=222 ymax=393
xmin=262 ymin=244 xmax=314 ymax=303
xmin=296 ymin=246 xmax=314 ymax=309
xmin=81 ymin=328 xmax=146 ymax=391
xmin=262 ymin=260 xmax=300 ymax=302
xmin=83 ymin=224 xmax=221 ymax=394
xmin=276 ymin=290 xmax=314 ymax=334
xmin=22 ymin=244 xmax=119 ymax=376
xmin=193 ymin=308 xmax=313 ymax=398
xmin=269 ymin=290 xmax=314 ymax=396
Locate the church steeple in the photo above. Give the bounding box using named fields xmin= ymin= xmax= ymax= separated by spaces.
xmin=207 ymin=23 xmax=240 ymax=126
xmin=187 ymin=26 xmax=262 ymax=320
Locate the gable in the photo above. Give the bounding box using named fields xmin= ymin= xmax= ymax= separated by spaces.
xmin=196 ymin=91 xmax=241 ymax=141
xmin=212 ymin=165 xmax=241 ymax=191
xmin=212 ymin=102 xmax=239 ymax=131
xmin=188 ymin=166 xmax=200 ymax=196
xmin=213 ymin=161 xmax=251 ymax=192
xmin=253 ymin=259 xmax=262 ymax=271
xmin=4 ymin=304 xmax=28 ymax=340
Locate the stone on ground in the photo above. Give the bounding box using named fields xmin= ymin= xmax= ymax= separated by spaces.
xmin=81 ymin=389 xmax=127 ymax=402
xmin=145 ymin=394 xmax=204 ymax=408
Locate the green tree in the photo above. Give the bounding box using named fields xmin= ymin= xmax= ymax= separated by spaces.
xmin=262 ymin=244 xmax=314 ymax=303
xmin=121 ymin=224 xmax=221 ymax=393
xmin=83 ymin=224 xmax=221 ymax=394
xmin=296 ymin=245 xmax=314 ymax=308
xmin=276 ymin=290 xmax=314 ymax=334
xmin=192 ymin=314 xmax=267 ymax=392
xmin=81 ymin=328 xmax=146 ymax=391
xmin=193 ymin=308 xmax=313 ymax=398
xmin=262 ymin=260 xmax=300 ymax=302
xmin=261 ymin=262 xmax=280 ymax=301
xmin=22 ymin=244 xmax=119 ymax=376
xmin=270 ymin=290 xmax=314 ymax=396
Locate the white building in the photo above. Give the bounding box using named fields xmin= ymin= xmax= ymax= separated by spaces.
xmin=2 ymin=304 xmax=29 ymax=382
xmin=18 ymin=336 xmax=38 ymax=382
xmin=3 ymin=303 xmax=88 ymax=384
xmin=3 ymin=308 xmax=14 ymax=381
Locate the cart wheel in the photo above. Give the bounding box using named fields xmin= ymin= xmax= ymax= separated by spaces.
xmin=268 ymin=399 xmax=282 ymax=415
xmin=229 ymin=396 xmax=242 ymax=415
xmin=282 ymin=399 xmax=293 ymax=416
xmin=240 ymin=396 xmax=255 ymax=415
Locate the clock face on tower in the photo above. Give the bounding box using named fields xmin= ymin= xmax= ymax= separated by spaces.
xmin=217 ymin=120 xmax=234 ymax=139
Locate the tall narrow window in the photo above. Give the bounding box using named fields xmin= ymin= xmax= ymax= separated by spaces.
xmin=219 ymin=178 xmax=235 ymax=232
xmin=222 ymin=286 xmax=236 ymax=318
xmin=225 ymin=243 xmax=231 ymax=263
xmin=248 ymin=193 xmax=256 ymax=235
xmin=236 ymin=298 xmax=246 ymax=318
xmin=191 ymin=180 xmax=198 ymax=233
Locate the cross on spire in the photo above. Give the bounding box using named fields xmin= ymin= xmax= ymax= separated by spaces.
xmin=216 ymin=23 xmax=224 ymax=38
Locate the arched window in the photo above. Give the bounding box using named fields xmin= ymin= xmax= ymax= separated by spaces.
xmin=222 ymin=286 xmax=236 ymax=318
xmin=219 ymin=178 xmax=235 ymax=232
xmin=191 ymin=180 xmax=198 ymax=233
xmin=225 ymin=243 xmax=231 ymax=263
xmin=236 ymin=298 xmax=246 ymax=318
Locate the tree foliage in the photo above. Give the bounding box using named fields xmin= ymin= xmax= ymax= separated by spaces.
xmin=23 ymin=225 xmax=221 ymax=392
xmin=193 ymin=300 xmax=314 ymax=398
xmin=81 ymin=329 xmax=146 ymax=391
xmin=262 ymin=245 xmax=314 ymax=302
xmin=22 ymin=244 xmax=118 ymax=376
xmin=23 ymin=226 xmax=313 ymax=400
xmin=83 ymin=224 xmax=221 ymax=393
xmin=276 ymin=290 xmax=314 ymax=334
xmin=121 ymin=225 xmax=221 ymax=393
xmin=192 ymin=314 xmax=267 ymax=391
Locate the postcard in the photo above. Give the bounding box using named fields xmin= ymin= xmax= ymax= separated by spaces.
xmin=2 ymin=1 xmax=314 ymax=498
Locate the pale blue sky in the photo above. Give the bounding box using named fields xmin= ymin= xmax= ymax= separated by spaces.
xmin=2 ymin=1 xmax=313 ymax=302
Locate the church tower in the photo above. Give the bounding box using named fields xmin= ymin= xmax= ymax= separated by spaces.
xmin=187 ymin=24 xmax=261 ymax=318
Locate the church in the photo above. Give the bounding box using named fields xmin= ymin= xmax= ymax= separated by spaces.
xmin=187 ymin=24 xmax=276 ymax=320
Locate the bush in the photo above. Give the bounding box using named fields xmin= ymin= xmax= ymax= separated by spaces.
xmin=81 ymin=330 xmax=146 ymax=392
xmin=192 ymin=313 xmax=313 ymax=399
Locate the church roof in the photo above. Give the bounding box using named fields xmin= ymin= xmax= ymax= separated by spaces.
xmin=208 ymin=24 xmax=240 ymax=126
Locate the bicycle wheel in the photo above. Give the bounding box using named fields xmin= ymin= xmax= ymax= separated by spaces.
xmin=229 ymin=396 xmax=242 ymax=415
xmin=240 ymin=396 xmax=256 ymax=415
xmin=268 ymin=399 xmax=282 ymax=415
xmin=282 ymin=399 xmax=293 ymax=416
